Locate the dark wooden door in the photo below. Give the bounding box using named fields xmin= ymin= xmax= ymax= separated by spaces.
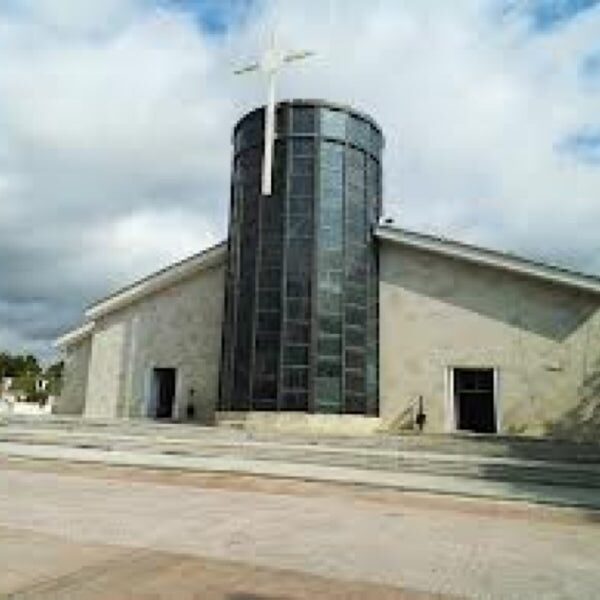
xmin=454 ymin=368 xmax=496 ymax=434
xmin=155 ymin=368 xmax=176 ymax=419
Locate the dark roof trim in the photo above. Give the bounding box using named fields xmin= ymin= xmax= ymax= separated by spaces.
xmin=233 ymin=98 xmax=385 ymax=141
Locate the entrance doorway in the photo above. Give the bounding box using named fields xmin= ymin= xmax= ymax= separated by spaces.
xmin=453 ymin=368 xmax=497 ymax=434
xmin=152 ymin=368 xmax=176 ymax=420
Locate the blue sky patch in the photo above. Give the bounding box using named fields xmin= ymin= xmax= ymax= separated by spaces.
xmin=532 ymin=0 xmax=599 ymax=30
xmin=581 ymin=51 xmax=600 ymax=78
xmin=159 ymin=0 xmax=259 ymax=33
xmin=559 ymin=129 xmax=600 ymax=164
xmin=501 ymin=0 xmax=600 ymax=32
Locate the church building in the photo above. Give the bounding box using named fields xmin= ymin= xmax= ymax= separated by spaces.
xmin=55 ymin=100 xmax=600 ymax=440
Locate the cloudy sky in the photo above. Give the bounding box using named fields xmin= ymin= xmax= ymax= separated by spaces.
xmin=0 ymin=0 xmax=599 ymax=361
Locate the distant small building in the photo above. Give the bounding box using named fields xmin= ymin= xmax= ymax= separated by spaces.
xmin=35 ymin=378 xmax=49 ymax=393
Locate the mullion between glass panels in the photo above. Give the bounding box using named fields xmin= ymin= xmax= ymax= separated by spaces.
xmin=248 ymin=152 xmax=262 ymax=409
xmin=308 ymin=114 xmax=321 ymax=413
xmin=277 ymin=111 xmax=291 ymax=412
xmin=315 ymin=139 xmax=343 ymax=413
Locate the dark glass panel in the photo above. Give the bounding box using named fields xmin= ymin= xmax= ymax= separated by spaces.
xmin=346 ymin=349 xmax=364 ymax=370
xmin=291 ymin=137 xmax=314 ymax=156
xmin=346 ymin=146 xmax=365 ymax=172
xmin=257 ymin=311 xmax=280 ymax=332
xmin=346 ymin=326 xmax=366 ymax=347
xmin=318 ymin=358 xmax=341 ymax=377
xmin=345 ymin=370 xmax=365 ymax=392
xmin=321 ymin=164 xmax=344 ymax=184
xmin=346 ymin=305 xmax=366 ymax=327
xmin=319 ymin=226 xmax=343 ymax=249
xmin=236 ymin=110 xmax=263 ymax=152
xmin=283 ymin=367 xmax=309 ymax=389
xmin=369 ymin=124 xmax=382 ymax=156
xmin=284 ymin=345 xmax=309 ymax=365
xmin=318 ymin=290 xmax=342 ymax=313
xmin=276 ymin=105 xmax=288 ymax=136
xmin=253 ymin=349 xmax=278 ymax=377
xmin=252 ymin=396 xmax=278 ymax=411
xmin=346 ymin=282 xmax=367 ymax=306
xmin=315 ymin=377 xmax=341 ymax=412
xmin=291 ymin=157 xmax=314 ymax=175
xmin=292 ymin=106 xmax=315 ymax=134
xmin=345 ymin=392 xmax=366 ymax=414
xmin=286 ymin=275 xmax=310 ymax=298
xmin=258 ymin=290 xmax=280 ymax=309
xmin=286 ymin=298 xmax=310 ymax=320
xmin=288 ymin=216 xmax=312 ymax=239
xmin=285 ymin=321 xmax=310 ymax=344
xmin=280 ymin=391 xmax=308 ymax=411
xmin=290 ymin=175 xmax=314 ymax=196
xmin=259 ymin=246 xmax=282 ymax=267
xmin=289 ymin=196 xmax=311 ymax=214
xmin=318 ymin=270 xmax=343 ymax=294
xmin=366 ymin=360 xmax=377 ymax=396
xmin=346 ymin=219 xmax=366 ymax=242
xmin=321 ymin=108 xmax=346 ymax=140
xmin=318 ymin=335 xmax=341 ymax=356
xmin=287 ymin=244 xmax=312 ymax=270
xmin=347 ymin=116 xmax=371 ymax=151
xmin=346 ymin=261 xmax=367 ymax=280
xmin=318 ymin=248 xmax=343 ymax=270
xmin=259 ymin=268 xmax=281 ymax=288
xmin=287 ymin=237 xmax=311 ymax=259
xmin=319 ymin=314 xmax=342 ymax=335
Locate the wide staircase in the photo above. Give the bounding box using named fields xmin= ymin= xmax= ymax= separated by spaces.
xmin=1 ymin=414 xmax=600 ymax=507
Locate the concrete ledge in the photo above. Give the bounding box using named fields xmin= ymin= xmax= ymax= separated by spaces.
xmin=216 ymin=411 xmax=382 ymax=436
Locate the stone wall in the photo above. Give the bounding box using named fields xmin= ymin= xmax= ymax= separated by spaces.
xmin=85 ymin=318 xmax=127 ymax=418
xmin=83 ymin=261 xmax=225 ymax=423
xmin=54 ymin=336 xmax=91 ymax=415
xmin=379 ymin=240 xmax=600 ymax=441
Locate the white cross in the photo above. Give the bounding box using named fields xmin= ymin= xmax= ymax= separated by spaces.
xmin=235 ymin=31 xmax=314 ymax=196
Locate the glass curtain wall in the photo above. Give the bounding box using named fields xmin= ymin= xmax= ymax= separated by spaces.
xmin=220 ymin=100 xmax=383 ymax=415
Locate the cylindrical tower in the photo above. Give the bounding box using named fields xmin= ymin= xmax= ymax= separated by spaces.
xmin=220 ymin=99 xmax=383 ymax=415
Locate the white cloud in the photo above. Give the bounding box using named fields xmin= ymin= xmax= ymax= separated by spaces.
xmin=5 ymin=0 xmax=145 ymax=35
xmin=87 ymin=209 xmax=220 ymax=290
xmin=0 ymin=0 xmax=599 ymax=357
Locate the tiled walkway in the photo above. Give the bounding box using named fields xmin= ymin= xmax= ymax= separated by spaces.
xmin=1 ymin=459 xmax=599 ymax=599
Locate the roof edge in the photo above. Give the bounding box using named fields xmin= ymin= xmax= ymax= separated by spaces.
xmin=85 ymin=240 xmax=227 ymax=320
xmin=375 ymin=225 xmax=600 ymax=295
xmin=234 ymin=98 xmax=384 ymax=139
xmin=54 ymin=321 xmax=95 ymax=349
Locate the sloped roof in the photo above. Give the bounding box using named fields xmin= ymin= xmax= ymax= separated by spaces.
xmin=53 ymin=321 xmax=96 ymax=348
xmin=85 ymin=240 xmax=227 ymax=320
xmin=375 ymin=224 xmax=600 ymax=295
xmin=55 ymin=241 xmax=227 ymax=348
xmin=56 ymin=224 xmax=600 ymax=348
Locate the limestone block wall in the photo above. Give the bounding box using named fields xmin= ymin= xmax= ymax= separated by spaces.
xmin=379 ymin=241 xmax=600 ymax=441
xmin=83 ymin=262 xmax=225 ymax=423
xmin=85 ymin=318 xmax=127 ymax=418
xmin=55 ymin=336 xmax=91 ymax=415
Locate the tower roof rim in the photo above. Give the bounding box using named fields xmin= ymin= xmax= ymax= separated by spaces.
xmin=233 ymin=98 xmax=384 ymax=136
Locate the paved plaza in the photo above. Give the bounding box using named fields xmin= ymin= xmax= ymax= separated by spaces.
xmin=1 ymin=458 xmax=599 ymax=599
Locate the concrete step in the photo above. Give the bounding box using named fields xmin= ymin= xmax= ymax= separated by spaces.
xmin=4 ymin=414 xmax=600 ymax=461
xmin=2 ymin=422 xmax=599 ymax=491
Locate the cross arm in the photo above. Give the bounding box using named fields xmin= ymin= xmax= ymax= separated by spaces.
xmin=283 ymin=50 xmax=315 ymax=64
xmin=234 ymin=62 xmax=260 ymax=75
